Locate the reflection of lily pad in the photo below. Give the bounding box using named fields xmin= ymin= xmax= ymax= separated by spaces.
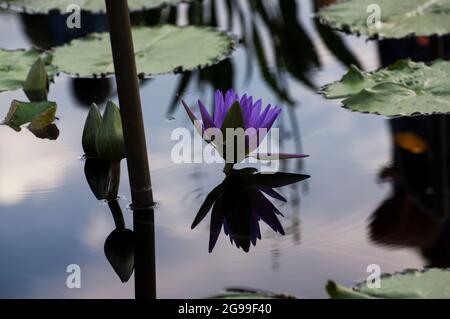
xmin=319 ymin=0 xmax=450 ymax=39
xmin=327 ymin=268 xmax=450 ymax=299
xmin=4 ymin=100 xmax=57 ymax=131
xmin=322 ymin=59 xmax=450 ymax=116
xmin=0 ymin=0 xmax=190 ymax=14
xmin=0 ymin=49 xmax=54 ymax=93
xmin=52 ymin=25 xmax=236 ymax=78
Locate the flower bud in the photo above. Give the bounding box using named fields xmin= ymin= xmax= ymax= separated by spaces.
xmin=23 ymin=58 xmax=48 ymax=102
xmin=82 ymin=103 xmax=102 ymax=157
xmin=95 ymin=101 xmax=126 ymax=161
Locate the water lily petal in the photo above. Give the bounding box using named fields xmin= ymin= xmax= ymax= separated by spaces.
xmin=182 ymin=100 xmax=198 ymax=124
xmin=252 ymin=191 xmax=285 ymax=234
xmin=198 ymin=100 xmax=215 ymax=129
xmin=249 ymin=99 xmax=262 ymax=127
xmin=261 ymin=107 xmax=281 ymax=130
xmin=182 ymin=100 xmax=204 ymax=136
xmin=253 ymin=104 xmax=271 ymax=129
xmin=209 ymin=197 xmax=225 ymax=253
xmin=191 ymin=184 xmax=223 ymax=229
xmin=250 ymin=210 xmax=260 ymax=246
xmin=242 ymin=96 xmax=253 ymax=128
xmin=224 ymin=89 xmax=238 ymax=114
xmin=261 ymin=188 xmax=287 ymax=202
xmin=214 ymin=90 xmax=224 ymax=126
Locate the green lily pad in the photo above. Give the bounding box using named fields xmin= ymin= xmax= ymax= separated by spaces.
xmin=0 ymin=0 xmax=190 ymax=14
xmin=322 ymin=59 xmax=450 ymax=116
xmin=4 ymin=100 xmax=57 ymax=131
xmin=319 ymin=0 xmax=450 ymax=39
xmin=210 ymin=288 xmax=296 ymax=299
xmin=0 ymin=49 xmax=55 ymax=93
xmin=52 ymin=25 xmax=236 ymax=78
xmin=328 ymin=268 xmax=450 ymax=299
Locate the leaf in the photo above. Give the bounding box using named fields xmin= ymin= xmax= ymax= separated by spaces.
xmin=210 ymin=287 xmax=296 ymax=299
xmin=52 ymin=25 xmax=236 ymax=78
xmin=328 ymin=268 xmax=450 ymax=299
xmin=356 ymin=268 xmax=450 ymax=299
xmin=28 ymin=124 xmax=59 ymax=140
xmin=322 ymin=59 xmax=450 ymax=116
xmin=0 ymin=0 xmax=191 ymax=14
xmin=220 ymin=101 xmax=244 ymax=133
xmin=326 ymin=281 xmax=372 ymax=299
xmin=4 ymin=100 xmax=56 ymax=131
xmin=319 ymin=0 xmax=450 ymax=39
xmin=0 ymin=49 xmax=54 ymax=93
xmin=219 ymin=101 xmax=245 ymax=163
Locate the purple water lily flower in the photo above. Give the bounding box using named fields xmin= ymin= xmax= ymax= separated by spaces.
xmin=191 ymin=168 xmax=310 ymax=252
xmin=182 ymin=89 xmax=308 ymax=170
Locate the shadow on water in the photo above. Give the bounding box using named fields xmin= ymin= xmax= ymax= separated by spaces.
xmin=370 ymin=114 xmax=450 ymax=268
xmin=71 ymin=78 xmax=114 ymax=108
xmin=370 ymin=35 xmax=450 ymax=268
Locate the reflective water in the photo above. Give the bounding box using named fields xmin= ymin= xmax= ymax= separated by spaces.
xmin=0 ymin=1 xmax=433 ymax=298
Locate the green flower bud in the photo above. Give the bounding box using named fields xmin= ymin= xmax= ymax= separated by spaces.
xmin=23 ymin=58 xmax=48 ymax=102
xmin=95 ymin=101 xmax=126 ymax=161
xmin=82 ymin=103 xmax=102 ymax=157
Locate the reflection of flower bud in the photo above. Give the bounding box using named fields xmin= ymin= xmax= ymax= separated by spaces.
xmin=84 ymin=158 xmax=120 ymax=201
xmin=95 ymin=101 xmax=126 ymax=161
xmin=82 ymin=103 xmax=102 ymax=157
xmin=104 ymin=229 xmax=135 ymax=283
xmin=23 ymin=58 xmax=48 ymax=102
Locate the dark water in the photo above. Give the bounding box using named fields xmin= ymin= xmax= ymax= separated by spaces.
xmin=0 ymin=1 xmax=428 ymax=298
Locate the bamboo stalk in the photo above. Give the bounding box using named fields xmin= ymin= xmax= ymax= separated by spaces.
xmin=104 ymin=0 xmax=156 ymax=299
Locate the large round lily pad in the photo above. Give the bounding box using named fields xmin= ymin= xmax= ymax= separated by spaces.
xmin=322 ymin=59 xmax=450 ymax=116
xmin=319 ymin=0 xmax=450 ymax=39
xmin=0 ymin=0 xmax=190 ymax=14
xmin=327 ymin=268 xmax=450 ymax=299
xmin=356 ymin=268 xmax=450 ymax=299
xmin=52 ymin=25 xmax=236 ymax=78
xmin=0 ymin=49 xmax=54 ymax=93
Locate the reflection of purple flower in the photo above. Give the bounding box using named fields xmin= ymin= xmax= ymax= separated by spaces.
xmin=192 ymin=168 xmax=310 ymax=252
xmin=182 ymin=89 xmax=308 ymax=166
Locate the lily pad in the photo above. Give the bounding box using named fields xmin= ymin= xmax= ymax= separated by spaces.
xmin=0 ymin=49 xmax=54 ymax=93
xmin=52 ymin=25 xmax=236 ymax=78
xmin=327 ymin=268 xmax=450 ymax=299
xmin=319 ymin=0 xmax=450 ymax=39
xmin=210 ymin=288 xmax=296 ymax=299
xmin=4 ymin=100 xmax=57 ymax=131
xmin=0 ymin=0 xmax=190 ymax=14
xmin=322 ymin=59 xmax=450 ymax=116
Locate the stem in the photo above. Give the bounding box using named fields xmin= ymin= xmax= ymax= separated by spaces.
xmin=105 ymin=0 xmax=156 ymax=300
xmin=105 ymin=0 xmax=154 ymax=208
xmin=108 ymin=199 xmax=125 ymax=230
xmin=224 ymin=163 xmax=235 ymax=174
